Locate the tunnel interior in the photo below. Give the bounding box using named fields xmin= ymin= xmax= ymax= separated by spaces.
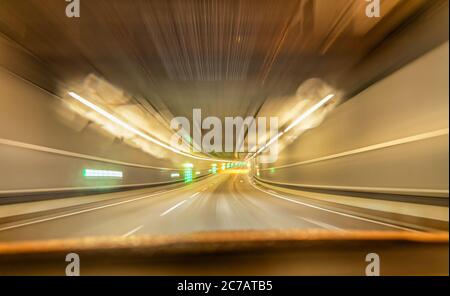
xmin=0 ymin=0 xmax=448 ymax=276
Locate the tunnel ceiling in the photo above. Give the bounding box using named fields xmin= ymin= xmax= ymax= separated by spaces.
xmin=0 ymin=0 xmax=433 ymax=159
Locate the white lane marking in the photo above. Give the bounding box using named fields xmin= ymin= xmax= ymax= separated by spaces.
xmin=0 ymin=186 xmax=184 ymax=232
xmin=122 ymin=225 xmax=143 ymax=237
xmin=160 ymin=192 xmax=201 ymax=216
xmin=190 ymin=192 xmax=200 ymax=198
xmin=249 ymin=181 xmax=418 ymax=232
xmin=298 ymin=217 xmax=342 ymax=231
xmin=160 ymin=200 xmax=187 ymax=216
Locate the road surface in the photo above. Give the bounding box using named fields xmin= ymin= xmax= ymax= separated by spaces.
xmin=0 ymin=174 xmax=445 ymax=241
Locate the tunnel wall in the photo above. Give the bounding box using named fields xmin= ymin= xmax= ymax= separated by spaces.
xmin=255 ymin=42 xmax=449 ymax=198
xmin=0 ymin=37 xmax=210 ymax=195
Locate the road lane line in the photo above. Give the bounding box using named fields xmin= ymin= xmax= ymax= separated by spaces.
xmin=298 ymin=217 xmax=342 ymax=231
xmin=160 ymin=200 xmax=187 ymax=216
xmin=122 ymin=225 xmax=143 ymax=237
xmin=190 ymin=192 xmax=200 ymax=198
xmin=0 ymin=186 xmax=185 ymax=232
xmin=249 ymin=180 xmax=419 ymax=232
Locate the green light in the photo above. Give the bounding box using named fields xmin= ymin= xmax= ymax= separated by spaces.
xmin=83 ymin=169 xmax=123 ymax=178
xmin=183 ymin=135 xmax=192 ymax=144
xmin=270 ymin=168 xmax=276 ymax=173
xmin=183 ymin=164 xmax=193 ymax=183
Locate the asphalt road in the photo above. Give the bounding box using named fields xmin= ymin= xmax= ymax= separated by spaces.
xmin=0 ymin=174 xmax=445 ymax=242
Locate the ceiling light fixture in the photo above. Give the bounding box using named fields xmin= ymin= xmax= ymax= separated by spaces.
xmin=68 ymin=91 xmax=232 ymax=163
xmin=249 ymin=93 xmax=335 ymax=160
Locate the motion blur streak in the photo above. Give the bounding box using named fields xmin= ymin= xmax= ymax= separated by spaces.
xmin=68 ymin=91 xmax=231 ymax=163
xmin=283 ymin=94 xmax=335 ymax=133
